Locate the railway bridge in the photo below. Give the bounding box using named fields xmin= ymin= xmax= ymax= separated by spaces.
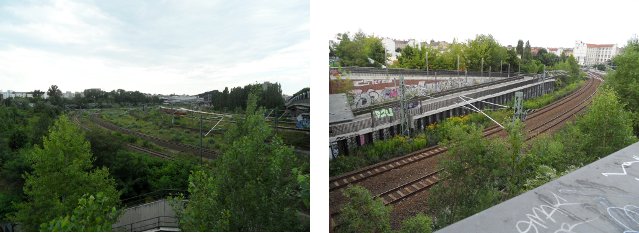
xmin=329 ymin=74 xmax=557 ymax=157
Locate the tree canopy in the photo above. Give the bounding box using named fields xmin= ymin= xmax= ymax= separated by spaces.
xmin=41 ymin=193 xmax=119 ymax=231
xmin=173 ymin=92 xmax=307 ymax=231
xmin=330 ymin=31 xmax=387 ymax=67
xmin=10 ymin=115 xmax=119 ymax=231
xmin=199 ymin=82 xmax=285 ymax=112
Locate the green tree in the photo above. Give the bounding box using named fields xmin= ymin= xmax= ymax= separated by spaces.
xmin=576 ymin=87 xmax=637 ymax=159
xmin=32 ymin=90 xmax=44 ymax=100
xmin=605 ymin=40 xmax=639 ymax=134
xmin=465 ymin=34 xmax=505 ymax=72
xmin=330 ymin=31 xmax=387 ymax=67
xmin=524 ymin=40 xmax=532 ymax=60
xmin=399 ymin=213 xmax=433 ymax=233
xmin=428 ymin=125 xmax=511 ymax=227
xmin=516 ymin=40 xmax=524 ymax=57
xmin=11 ymin=115 xmax=119 ymax=231
xmin=173 ymin=92 xmax=306 ymax=231
xmin=41 ymin=193 xmax=119 ymax=231
xmin=337 ymin=185 xmax=391 ymax=233
xmin=47 ymin=85 xmax=63 ymax=107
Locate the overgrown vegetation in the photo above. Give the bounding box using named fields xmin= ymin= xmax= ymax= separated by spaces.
xmin=1 ymin=89 xmax=307 ymax=231
xmin=10 ymin=116 xmax=119 ymax=231
xmin=426 ymin=87 xmax=637 ymax=229
xmin=605 ymin=38 xmax=639 ymax=136
xmin=169 ymin=92 xmax=310 ymax=231
xmin=523 ymin=80 xmax=584 ymax=109
xmin=336 ymin=185 xmax=433 ymax=233
xmin=329 ymin=111 xmax=511 ymax=177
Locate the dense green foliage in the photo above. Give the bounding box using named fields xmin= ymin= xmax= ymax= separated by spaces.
xmin=523 ymin=80 xmax=584 ymax=109
xmin=85 ymin=128 xmax=196 ymax=200
xmin=399 ymin=213 xmax=433 ymax=233
xmin=42 ymin=193 xmax=119 ymax=231
xmin=349 ymin=33 xmax=569 ymax=74
xmin=605 ymin=39 xmax=639 ymax=135
xmin=199 ymin=82 xmax=287 ymax=112
xmin=576 ymin=87 xmax=636 ymax=157
xmin=337 ymin=185 xmax=433 ymax=233
xmin=337 ymin=186 xmax=392 ymax=233
xmin=172 ymin=92 xmax=309 ymax=231
xmin=10 ymin=115 xmax=119 ymax=231
xmin=428 ymin=123 xmax=529 ymax=227
xmin=330 ymin=31 xmax=387 ymax=67
xmin=427 ymin=87 xmax=637 ymax=230
xmin=0 ymin=103 xmax=61 ymax=222
xmin=329 ymin=134 xmax=428 ymax=176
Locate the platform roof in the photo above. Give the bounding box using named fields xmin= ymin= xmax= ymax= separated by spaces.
xmin=329 ymin=93 xmax=354 ymax=124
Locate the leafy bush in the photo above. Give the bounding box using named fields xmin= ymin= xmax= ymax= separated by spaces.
xmin=399 ymin=213 xmax=432 ymax=233
xmin=337 ymin=186 xmax=391 ymax=233
xmin=524 ymin=80 xmax=584 ymax=109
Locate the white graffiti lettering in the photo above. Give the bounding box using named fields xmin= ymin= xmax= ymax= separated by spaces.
xmin=607 ymin=205 xmax=639 ymax=233
xmin=515 ymin=193 xmax=582 ymax=233
xmin=601 ymin=155 xmax=639 ymax=181
xmin=374 ymin=108 xmax=394 ymax=119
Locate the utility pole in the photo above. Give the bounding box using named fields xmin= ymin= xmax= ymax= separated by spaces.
xmin=399 ymin=75 xmax=409 ymax=136
xmin=457 ymin=54 xmax=460 ymax=76
xmin=513 ymin=91 xmax=524 ymax=122
xmin=426 ymin=51 xmax=429 ymax=76
xmin=508 ymin=63 xmax=511 ymax=78
xmin=481 ymin=58 xmax=484 ymax=77
xmin=199 ymin=114 xmax=203 ymax=163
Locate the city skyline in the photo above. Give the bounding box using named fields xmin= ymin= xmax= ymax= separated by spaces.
xmin=0 ymin=0 xmax=309 ymax=95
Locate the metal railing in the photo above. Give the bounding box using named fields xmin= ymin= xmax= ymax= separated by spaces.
xmin=121 ymin=189 xmax=187 ymax=207
xmin=286 ymin=91 xmax=310 ymax=105
xmin=112 ymin=216 xmax=179 ymax=232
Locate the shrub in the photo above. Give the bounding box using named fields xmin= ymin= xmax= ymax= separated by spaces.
xmin=399 ymin=213 xmax=433 ymax=233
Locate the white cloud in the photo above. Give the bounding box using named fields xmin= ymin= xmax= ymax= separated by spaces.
xmin=0 ymin=0 xmax=309 ymax=95
xmin=0 ymin=0 xmax=119 ymax=45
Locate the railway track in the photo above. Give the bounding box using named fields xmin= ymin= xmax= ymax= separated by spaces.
xmin=368 ymin=77 xmax=598 ymax=210
xmin=329 ymin=73 xmax=602 ymax=229
xmin=126 ymin=144 xmax=173 ymax=160
xmin=89 ymin=114 xmax=218 ymax=159
xmin=71 ymin=112 xmax=174 ymax=160
xmin=329 ymin=77 xmax=596 ymax=192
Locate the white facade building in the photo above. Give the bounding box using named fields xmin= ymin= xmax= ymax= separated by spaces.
xmin=381 ymin=38 xmax=422 ymax=63
xmin=1 ymin=90 xmax=32 ymax=98
xmin=547 ymin=47 xmax=563 ymax=56
xmin=382 ymin=38 xmax=398 ymax=62
xmin=574 ymin=41 xmax=618 ymax=66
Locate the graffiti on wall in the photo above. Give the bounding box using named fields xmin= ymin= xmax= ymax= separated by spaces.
xmin=351 ymin=77 xmax=483 ymax=109
xmin=373 ymin=108 xmax=394 ymax=119
xmin=296 ymin=114 xmax=310 ymax=129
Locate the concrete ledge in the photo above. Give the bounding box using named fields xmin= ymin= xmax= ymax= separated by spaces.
xmin=437 ymin=141 xmax=639 ymax=233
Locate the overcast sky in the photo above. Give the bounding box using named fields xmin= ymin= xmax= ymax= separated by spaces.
xmin=0 ymin=0 xmax=309 ymax=95
xmin=326 ymin=0 xmax=637 ymax=49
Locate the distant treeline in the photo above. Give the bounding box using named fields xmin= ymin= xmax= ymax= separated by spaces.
xmin=0 ymin=85 xmax=162 ymax=109
xmin=199 ymin=82 xmax=285 ymax=111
